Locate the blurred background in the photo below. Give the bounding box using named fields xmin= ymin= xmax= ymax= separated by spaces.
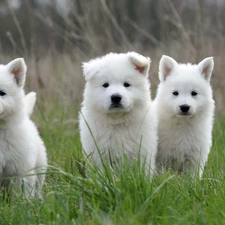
xmin=1 ymin=0 xmax=225 ymax=112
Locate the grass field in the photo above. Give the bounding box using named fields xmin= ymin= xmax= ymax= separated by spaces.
xmin=0 ymin=99 xmax=224 ymax=225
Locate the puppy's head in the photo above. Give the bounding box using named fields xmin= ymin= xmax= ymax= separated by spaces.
xmin=157 ymin=55 xmax=214 ymax=117
xmin=82 ymin=52 xmax=151 ymax=114
xmin=0 ymin=58 xmax=26 ymax=120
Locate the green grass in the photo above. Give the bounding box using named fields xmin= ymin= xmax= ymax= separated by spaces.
xmin=0 ymin=102 xmax=225 ymax=225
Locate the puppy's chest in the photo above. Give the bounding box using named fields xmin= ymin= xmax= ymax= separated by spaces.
xmin=0 ymin=128 xmax=24 ymax=151
xmin=0 ymin=132 xmax=13 ymax=152
xmin=98 ymin=125 xmax=140 ymax=150
xmin=159 ymin=123 xmax=206 ymax=153
xmin=0 ymin=132 xmax=18 ymax=173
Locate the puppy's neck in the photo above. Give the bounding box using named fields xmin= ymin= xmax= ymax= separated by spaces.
xmin=0 ymin=109 xmax=27 ymax=129
xmin=106 ymin=112 xmax=131 ymax=126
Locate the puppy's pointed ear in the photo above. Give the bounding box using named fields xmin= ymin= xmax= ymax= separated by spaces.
xmin=82 ymin=58 xmax=102 ymax=81
xmin=159 ymin=55 xmax=178 ymax=82
xmin=129 ymin=52 xmax=151 ymax=77
xmin=198 ymin=57 xmax=214 ymax=81
xmin=25 ymin=92 xmax=36 ymax=116
xmin=7 ymin=58 xmax=27 ymax=87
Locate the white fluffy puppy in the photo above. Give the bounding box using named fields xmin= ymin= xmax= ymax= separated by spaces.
xmin=155 ymin=55 xmax=215 ymax=178
xmin=79 ymin=52 xmax=157 ymax=175
xmin=0 ymin=58 xmax=47 ymax=197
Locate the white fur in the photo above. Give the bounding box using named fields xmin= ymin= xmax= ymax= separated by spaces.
xmin=25 ymin=92 xmax=36 ymax=116
xmin=79 ymin=52 xmax=157 ymax=175
xmin=0 ymin=58 xmax=47 ymax=197
xmin=155 ymin=55 xmax=215 ymax=178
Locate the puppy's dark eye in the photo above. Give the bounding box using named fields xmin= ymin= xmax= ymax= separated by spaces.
xmin=173 ymin=91 xmax=179 ymax=96
xmin=0 ymin=91 xmax=6 ymax=96
xmin=191 ymin=91 xmax=197 ymax=96
xmin=124 ymin=82 xmax=131 ymax=87
xmin=103 ymin=83 xmax=109 ymax=88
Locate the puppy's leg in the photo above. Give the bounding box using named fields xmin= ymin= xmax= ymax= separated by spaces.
xmin=5 ymin=173 xmax=36 ymax=198
xmin=182 ymin=157 xmax=205 ymax=179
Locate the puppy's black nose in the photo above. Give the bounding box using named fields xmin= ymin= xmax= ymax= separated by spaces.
xmin=111 ymin=94 xmax=122 ymax=103
xmin=180 ymin=104 xmax=190 ymax=113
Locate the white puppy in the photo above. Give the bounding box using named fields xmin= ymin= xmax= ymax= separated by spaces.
xmin=79 ymin=52 xmax=157 ymax=175
xmin=155 ymin=55 xmax=215 ymax=178
xmin=0 ymin=58 xmax=47 ymax=197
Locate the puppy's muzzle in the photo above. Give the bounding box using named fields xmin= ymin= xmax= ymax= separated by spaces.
xmin=110 ymin=94 xmax=123 ymax=109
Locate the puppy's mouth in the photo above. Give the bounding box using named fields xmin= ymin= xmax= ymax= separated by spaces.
xmin=109 ymin=103 xmax=124 ymax=111
xmin=177 ymin=112 xmax=193 ymax=117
